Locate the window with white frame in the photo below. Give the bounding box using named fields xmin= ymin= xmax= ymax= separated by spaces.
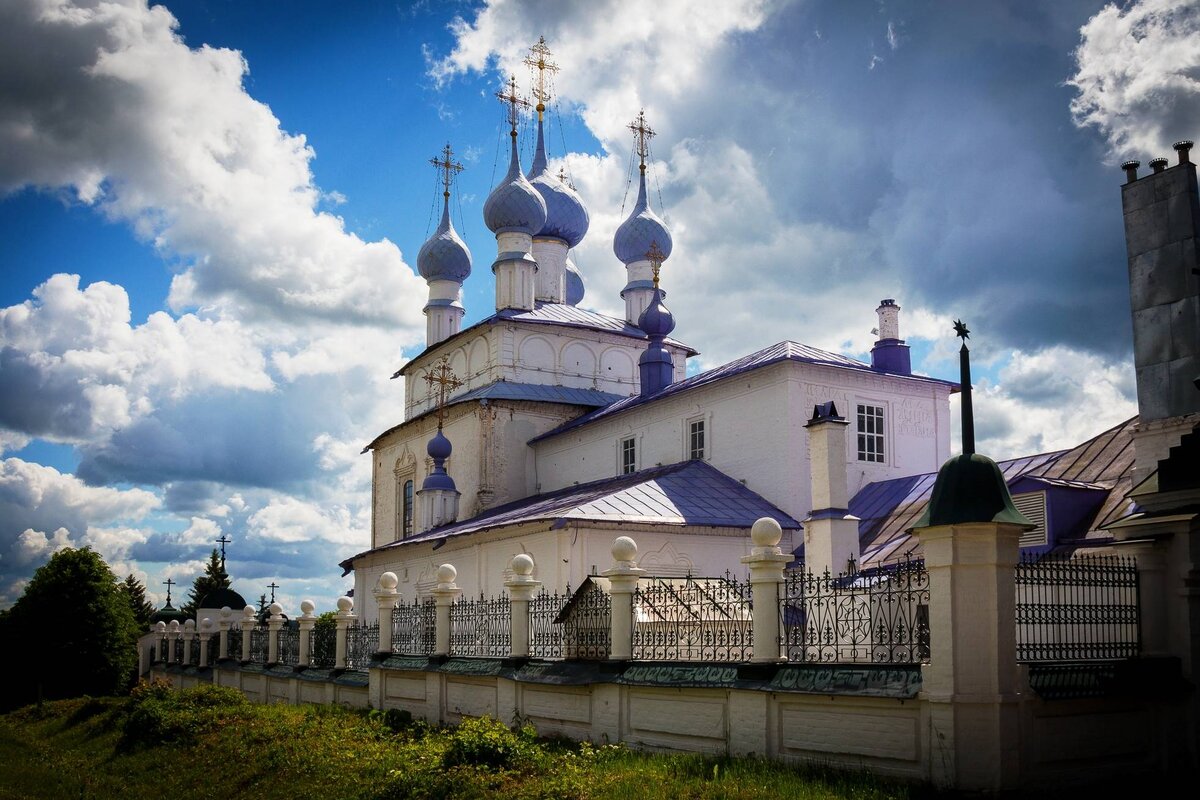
xmin=620 ymin=436 xmax=637 ymax=475
xmin=857 ymin=404 xmax=885 ymax=463
xmin=688 ymin=418 xmax=706 ymax=460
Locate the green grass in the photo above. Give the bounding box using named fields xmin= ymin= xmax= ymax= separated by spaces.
xmin=0 ymin=683 xmax=943 ymax=800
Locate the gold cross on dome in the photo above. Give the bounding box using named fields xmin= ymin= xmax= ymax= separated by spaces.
xmin=424 ymin=356 xmax=463 ymax=427
xmin=628 ymin=109 xmax=656 ymax=170
xmin=557 ymin=166 xmax=575 ymax=190
xmin=430 ymin=143 xmax=464 ymax=199
xmin=496 ymin=74 xmax=531 ymax=134
xmin=646 ymin=241 xmax=665 ymax=287
xmin=524 ymin=36 xmax=559 ymax=119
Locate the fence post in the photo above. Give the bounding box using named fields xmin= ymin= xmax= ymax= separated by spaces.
xmin=335 ymin=596 xmax=355 ymax=669
xmin=199 ymin=618 xmax=212 ymax=668
xmin=602 ymin=537 xmax=645 ymax=661
xmin=375 ymin=572 xmax=400 ymax=654
xmin=182 ymin=619 xmax=196 ymax=665
xmin=240 ymin=605 xmax=256 ymax=662
xmin=741 ymin=518 xmax=791 ymax=662
xmin=267 ymin=602 xmax=284 ymax=664
xmin=167 ymin=620 xmax=180 ymax=663
xmin=297 ymin=600 xmax=316 ymax=667
xmin=216 ymin=607 xmax=232 ymax=660
xmin=154 ymin=621 xmax=167 ymax=662
xmin=506 ymin=554 xmax=541 ymax=658
xmin=431 ymin=564 xmax=461 ymax=657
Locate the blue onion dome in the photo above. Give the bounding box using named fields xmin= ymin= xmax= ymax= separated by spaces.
xmin=528 ymin=120 xmax=589 ymax=247
xmin=483 ymin=134 xmax=547 ymax=236
xmin=564 ymin=257 xmax=585 ymax=306
xmin=427 ymin=428 xmax=452 ymax=461
xmin=417 ymin=197 xmax=472 ymax=282
xmin=613 ymin=169 xmax=673 ymax=265
xmin=638 ymin=286 xmax=675 ymax=338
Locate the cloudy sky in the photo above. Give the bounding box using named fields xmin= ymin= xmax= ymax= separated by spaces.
xmin=1 ymin=0 xmax=1196 ymax=612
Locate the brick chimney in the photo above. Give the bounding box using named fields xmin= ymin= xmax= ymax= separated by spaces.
xmin=803 ymin=402 xmax=860 ymax=577
xmin=870 ymin=299 xmax=912 ymax=374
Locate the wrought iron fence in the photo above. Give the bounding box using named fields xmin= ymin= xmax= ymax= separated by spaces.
xmin=345 ymin=621 xmax=379 ymax=671
xmin=1015 ymin=553 xmax=1139 ymax=662
xmin=450 ymin=593 xmax=511 ymax=657
xmin=529 ymin=587 xmax=568 ymax=659
xmin=277 ymin=627 xmax=299 ymax=665
xmin=311 ymin=624 xmax=336 ymax=668
xmin=780 ymin=556 xmax=931 ymax=664
xmin=249 ymin=626 xmax=268 ymax=664
xmin=563 ymin=582 xmax=611 ymax=660
xmin=632 ymin=574 xmax=753 ymax=661
xmin=186 ymin=636 xmax=200 ymax=666
xmin=206 ymin=633 xmax=219 ymax=662
xmin=391 ymin=598 xmax=435 ymax=655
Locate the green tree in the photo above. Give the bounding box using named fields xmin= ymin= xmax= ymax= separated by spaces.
xmin=0 ymin=547 xmax=139 ymax=710
xmin=179 ymin=549 xmax=231 ymax=618
xmin=119 ymin=574 xmax=156 ymax=630
xmin=256 ymin=593 xmax=269 ymax=624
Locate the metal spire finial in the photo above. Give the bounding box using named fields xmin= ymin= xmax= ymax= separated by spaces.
xmin=216 ymin=534 xmax=230 ymax=570
xmin=496 ymin=74 xmax=530 ymax=136
xmin=953 ymin=319 xmax=975 ymax=455
xmin=162 ymin=577 xmax=175 ymax=607
xmin=524 ymin=36 xmax=559 ymax=120
xmin=646 ymin=241 xmax=665 ymax=287
xmin=424 ymin=356 xmax=463 ymax=429
xmin=267 ymin=581 xmax=279 ymax=603
xmin=430 ymin=143 xmax=464 ymax=199
xmin=628 ymin=109 xmax=656 ymax=172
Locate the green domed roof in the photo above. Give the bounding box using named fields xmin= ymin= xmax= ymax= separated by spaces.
xmin=912 ymin=453 xmax=1035 ymax=529
xmin=197 ymin=587 xmax=247 ymax=610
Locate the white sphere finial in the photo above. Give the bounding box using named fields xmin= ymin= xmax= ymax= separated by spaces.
xmin=300 ymin=599 xmax=316 ymax=616
xmin=269 ymin=602 xmax=283 ymax=617
xmin=611 ymin=536 xmax=638 ymax=563
xmin=510 ymin=553 xmax=535 ymax=577
xmin=751 ymin=517 xmax=783 ymax=548
xmin=183 ymin=618 xmax=195 ymax=631
xmin=200 ymin=618 xmax=213 ymax=632
xmin=220 ymin=606 xmax=232 ymax=620
xmin=168 ymin=620 xmax=180 ymax=632
xmin=336 ymin=595 xmax=354 ymax=613
xmin=155 ymin=620 xmax=167 ymax=633
xmin=242 ymin=605 xmax=256 ymax=619
xmin=378 ymin=571 xmax=399 ymax=591
xmin=436 ymin=564 xmax=457 ymax=586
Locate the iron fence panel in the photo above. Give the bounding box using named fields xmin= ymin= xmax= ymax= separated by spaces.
xmin=529 ymin=587 xmax=568 ymax=659
xmin=391 ymin=599 xmax=435 ymax=655
xmin=563 ymin=583 xmax=611 ymax=660
xmin=632 ymin=575 xmax=753 ymax=662
xmin=450 ymin=594 xmax=511 ymax=658
xmin=311 ymin=624 xmax=336 ymax=668
xmin=346 ymin=621 xmax=379 ymax=671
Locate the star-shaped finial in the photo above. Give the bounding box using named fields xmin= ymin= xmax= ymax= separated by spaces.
xmin=953 ymin=319 xmax=970 ymax=341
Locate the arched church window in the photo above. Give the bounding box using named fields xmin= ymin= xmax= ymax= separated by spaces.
xmin=402 ymin=479 xmax=414 ymax=538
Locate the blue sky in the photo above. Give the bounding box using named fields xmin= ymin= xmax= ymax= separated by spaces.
xmin=1 ymin=0 xmax=1197 ymax=612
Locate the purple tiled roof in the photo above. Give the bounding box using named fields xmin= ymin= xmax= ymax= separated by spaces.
xmin=396 ymin=303 xmax=698 ymax=378
xmin=532 ymin=340 xmax=958 ymax=444
xmin=340 ymin=460 xmax=801 ymax=572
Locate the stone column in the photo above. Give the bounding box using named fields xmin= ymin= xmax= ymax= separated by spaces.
xmin=430 ymin=564 xmax=461 ymax=657
xmin=198 ymin=618 xmax=212 ymax=668
xmin=182 ymin=620 xmax=196 ymax=665
xmin=217 ymin=607 xmax=232 ymax=661
xmin=375 ymin=572 xmax=400 ymax=655
xmin=505 ymin=554 xmax=542 ymax=658
xmin=334 ymin=596 xmax=356 ymax=669
xmin=154 ymin=621 xmax=167 ymax=662
xmin=240 ymin=605 xmax=256 ymax=662
xmin=915 ymin=520 xmax=1025 ymax=792
xmin=740 ymin=518 xmax=792 ymax=663
xmin=167 ymin=620 xmax=179 ymax=663
xmin=601 ymin=537 xmax=645 ymax=661
xmin=267 ymin=602 xmax=284 ymax=664
xmin=297 ymin=600 xmax=316 ymax=668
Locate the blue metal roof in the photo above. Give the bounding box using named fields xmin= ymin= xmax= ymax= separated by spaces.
xmin=532 ymin=340 xmax=959 ymax=443
xmin=340 ymin=460 xmax=801 ymax=570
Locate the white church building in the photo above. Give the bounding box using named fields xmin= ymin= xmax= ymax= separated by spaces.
xmin=341 ymin=52 xmax=956 ymax=619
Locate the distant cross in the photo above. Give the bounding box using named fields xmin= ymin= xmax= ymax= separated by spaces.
xmin=162 ymin=577 xmax=175 ymax=607
xmin=524 ymin=36 xmax=559 ymax=119
xmin=496 ymin=74 xmax=531 ymax=134
xmin=430 ymin=143 xmax=464 ymax=200
xmin=424 ymin=356 xmax=463 ymax=429
xmin=216 ymin=534 xmax=230 ymax=569
xmin=628 ymin=110 xmax=656 ymax=170
xmin=557 ymin=166 xmax=574 ymax=190
xmin=267 ymin=582 xmax=279 ymax=603
xmin=646 ymin=241 xmax=665 ymax=287
xmin=953 ymin=319 xmax=976 ymax=455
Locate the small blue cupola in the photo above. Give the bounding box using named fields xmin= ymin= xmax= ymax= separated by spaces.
xmin=423 ymin=429 xmax=456 ymax=491
xmin=419 ymin=144 xmax=473 ymax=347
xmin=417 ymin=425 xmax=461 ymax=532
xmin=616 ymin=111 xmax=673 ymax=325
xmin=529 ymin=120 xmax=589 ymax=248
xmin=417 ymin=194 xmax=472 ymax=284
xmin=564 ymin=257 xmax=585 ymax=306
xmin=637 ymin=249 xmax=676 ymax=396
xmin=483 ymin=118 xmax=547 ymax=237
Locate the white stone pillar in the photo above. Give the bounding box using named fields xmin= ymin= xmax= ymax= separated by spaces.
xmin=740 ymin=518 xmax=792 ymax=663
xmin=375 ymin=572 xmax=400 ymax=655
xmin=182 ymin=619 xmax=196 ymax=666
xmin=154 ymin=621 xmax=167 ymax=662
xmin=217 ymin=607 xmax=232 ymax=661
xmin=199 ymin=618 xmax=213 ymax=668
xmin=602 ymin=537 xmax=645 ymax=661
xmin=267 ymin=602 xmax=284 ymax=664
xmin=430 ymin=564 xmax=461 ymax=657
xmin=240 ymin=605 xmax=256 ymax=662
xmin=505 ymin=554 xmax=542 ymax=658
xmin=297 ymin=600 xmax=316 ymax=668
xmin=334 ymin=596 xmax=356 ymax=670
xmin=167 ymin=620 xmax=180 ymax=663
xmin=803 ymin=403 xmax=860 ymax=577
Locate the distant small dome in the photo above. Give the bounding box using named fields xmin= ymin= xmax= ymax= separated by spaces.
xmin=564 ymin=258 xmax=585 ymax=305
xmin=417 ymin=198 xmax=472 ymax=283
xmin=614 ymin=170 xmax=673 ymax=265
xmin=529 ymin=120 xmax=589 ymax=247
xmin=198 ymin=587 xmax=247 ymax=610
xmin=423 ymin=429 xmax=457 ymax=492
xmin=638 ymin=287 xmax=675 ymax=338
xmin=427 ymin=429 xmax=452 ymax=461
xmin=484 ymin=135 xmax=547 ymax=236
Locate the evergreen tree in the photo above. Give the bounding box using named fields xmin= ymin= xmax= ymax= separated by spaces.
xmin=0 ymin=547 xmax=139 ymax=710
xmin=179 ymin=549 xmax=231 ymax=618
xmin=119 ymin=574 xmax=156 ymax=629
xmin=256 ymin=593 xmax=269 ymax=624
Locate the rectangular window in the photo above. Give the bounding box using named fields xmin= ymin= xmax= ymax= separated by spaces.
xmin=688 ymin=418 xmax=706 ymax=460
xmin=620 ymin=437 xmax=637 ymax=475
xmin=857 ymin=404 xmax=885 ymax=463
xmin=402 ymin=479 xmax=414 ymax=538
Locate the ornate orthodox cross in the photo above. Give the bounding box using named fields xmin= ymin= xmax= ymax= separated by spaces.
xmin=628 ymin=109 xmax=656 ymax=171
xmin=496 ymin=74 xmax=530 ymax=134
xmin=646 ymin=241 xmax=665 ymax=287
xmin=216 ymin=533 xmax=230 ymax=569
xmin=267 ymin=581 xmax=279 ymax=603
xmin=557 ymin=166 xmax=574 ymax=190
xmin=424 ymin=356 xmax=463 ymax=429
xmin=430 ymin=143 xmax=463 ymax=200
xmin=953 ymin=319 xmax=975 ymax=455
xmin=524 ymin=36 xmax=558 ymax=120
xmin=162 ymin=577 xmax=175 ymax=606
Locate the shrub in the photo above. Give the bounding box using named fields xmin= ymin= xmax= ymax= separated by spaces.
xmin=120 ymin=681 xmax=249 ymax=749
xmin=441 ymin=715 xmax=541 ymax=772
